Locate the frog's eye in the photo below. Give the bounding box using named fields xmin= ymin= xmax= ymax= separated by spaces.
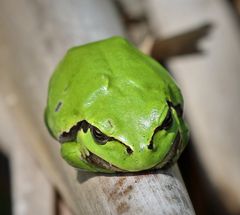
xmin=160 ymin=108 xmax=173 ymax=130
xmin=167 ymin=101 xmax=183 ymax=117
xmin=91 ymin=126 xmax=110 ymax=144
xmin=90 ymin=125 xmax=133 ymax=154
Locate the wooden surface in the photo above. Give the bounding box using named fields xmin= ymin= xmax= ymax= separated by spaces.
xmin=0 ymin=27 xmax=55 ymax=215
xmin=0 ymin=0 xmax=194 ymax=214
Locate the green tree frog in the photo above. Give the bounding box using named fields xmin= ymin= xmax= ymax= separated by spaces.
xmin=45 ymin=36 xmax=189 ymax=173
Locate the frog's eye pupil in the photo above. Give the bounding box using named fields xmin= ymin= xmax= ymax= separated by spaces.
xmin=167 ymin=101 xmax=183 ymax=117
xmin=91 ymin=127 xmax=109 ymax=144
xmin=161 ymin=109 xmax=173 ymax=130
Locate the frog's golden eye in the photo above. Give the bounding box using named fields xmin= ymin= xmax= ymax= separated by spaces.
xmin=90 ymin=125 xmax=133 ymax=154
xmin=167 ymin=101 xmax=183 ymax=117
xmin=91 ymin=126 xmax=110 ymax=144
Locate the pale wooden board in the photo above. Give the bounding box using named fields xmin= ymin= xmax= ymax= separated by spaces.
xmin=0 ymin=32 xmax=55 ymax=215
xmin=0 ymin=101 xmax=55 ymax=215
xmin=0 ymin=0 xmax=194 ymax=214
xmin=145 ymin=0 xmax=240 ymax=213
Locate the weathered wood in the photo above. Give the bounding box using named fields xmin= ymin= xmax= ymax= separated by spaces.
xmin=0 ymin=28 xmax=55 ymax=215
xmin=0 ymin=0 xmax=194 ymax=214
xmin=0 ymin=93 xmax=55 ymax=215
xmin=145 ymin=0 xmax=240 ymax=213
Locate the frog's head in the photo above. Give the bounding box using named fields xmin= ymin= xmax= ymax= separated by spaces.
xmin=45 ymin=36 xmax=189 ymax=173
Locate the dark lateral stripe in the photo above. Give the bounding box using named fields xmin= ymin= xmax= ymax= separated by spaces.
xmin=59 ymin=121 xmax=83 ymax=143
xmin=59 ymin=120 xmax=133 ymax=155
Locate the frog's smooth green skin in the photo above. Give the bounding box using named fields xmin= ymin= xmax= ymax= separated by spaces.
xmin=45 ymin=36 xmax=189 ymax=173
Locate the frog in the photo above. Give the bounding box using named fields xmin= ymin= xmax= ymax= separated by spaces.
xmin=45 ymin=36 xmax=189 ymax=173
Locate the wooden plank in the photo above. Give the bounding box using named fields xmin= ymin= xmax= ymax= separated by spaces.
xmin=145 ymin=0 xmax=240 ymax=213
xmin=0 ymin=28 xmax=55 ymax=215
xmin=0 ymin=0 xmax=194 ymax=214
xmin=0 ymin=101 xmax=55 ymax=215
xmin=11 ymin=140 xmax=55 ymax=215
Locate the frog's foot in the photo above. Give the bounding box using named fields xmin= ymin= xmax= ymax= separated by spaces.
xmin=86 ymin=152 xmax=124 ymax=172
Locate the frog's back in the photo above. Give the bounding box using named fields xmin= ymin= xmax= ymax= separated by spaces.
xmin=46 ymin=36 xmax=182 ymax=143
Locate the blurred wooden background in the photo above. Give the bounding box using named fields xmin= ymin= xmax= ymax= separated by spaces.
xmin=0 ymin=0 xmax=240 ymax=215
